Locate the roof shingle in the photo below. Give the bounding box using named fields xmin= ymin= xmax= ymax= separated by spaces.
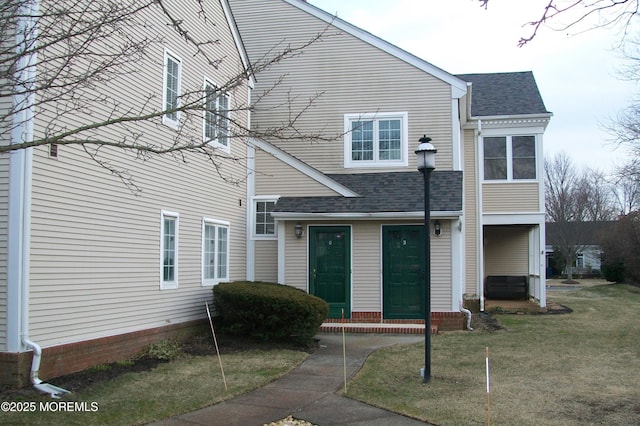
xmin=272 ymin=171 xmax=462 ymax=215
xmin=456 ymin=71 xmax=550 ymax=117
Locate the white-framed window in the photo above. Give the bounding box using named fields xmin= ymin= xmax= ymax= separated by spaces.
xmin=483 ymin=135 xmax=537 ymax=181
xmin=203 ymin=79 xmax=230 ymax=150
xmin=162 ymin=49 xmax=182 ymax=129
xmin=576 ymin=253 xmax=585 ymax=269
xmin=344 ymin=112 xmax=408 ymax=168
xmin=202 ymin=218 xmax=230 ymax=286
xmin=252 ymin=196 xmax=279 ymax=239
xmin=160 ymin=211 xmax=179 ymax=289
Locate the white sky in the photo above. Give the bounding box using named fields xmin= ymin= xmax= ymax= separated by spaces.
xmin=309 ymin=0 xmax=638 ymax=174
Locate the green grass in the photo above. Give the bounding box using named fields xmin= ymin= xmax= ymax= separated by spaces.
xmin=0 ymin=349 xmax=308 ymax=425
xmin=347 ymin=284 xmax=640 ymax=425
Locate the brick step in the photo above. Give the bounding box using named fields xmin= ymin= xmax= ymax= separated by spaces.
xmin=320 ymin=322 xmax=438 ymax=335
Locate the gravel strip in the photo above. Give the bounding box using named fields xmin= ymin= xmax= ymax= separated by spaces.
xmin=264 ymin=415 xmax=317 ymax=426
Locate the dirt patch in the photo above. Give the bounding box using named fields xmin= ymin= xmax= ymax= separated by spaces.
xmin=470 ymin=313 xmax=505 ymax=332
xmin=0 ymin=334 xmax=317 ymax=400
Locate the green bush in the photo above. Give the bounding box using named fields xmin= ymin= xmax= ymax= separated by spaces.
xmin=144 ymin=339 xmax=182 ymax=361
xmin=602 ymin=260 xmax=626 ymax=283
xmin=212 ymin=281 xmax=328 ymax=344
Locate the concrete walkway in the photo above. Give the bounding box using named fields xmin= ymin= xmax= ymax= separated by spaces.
xmin=152 ymin=333 xmax=429 ymax=425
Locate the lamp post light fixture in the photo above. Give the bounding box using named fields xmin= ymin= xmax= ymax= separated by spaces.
xmin=415 ymin=134 xmax=436 ymax=383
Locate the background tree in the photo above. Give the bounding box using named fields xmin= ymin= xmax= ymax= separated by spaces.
xmin=1 ymin=0 xmax=331 ymax=191
xmin=545 ymin=152 xmax=616 ymax=280
xmin=479 ymin=0 xmax=640 ymax=46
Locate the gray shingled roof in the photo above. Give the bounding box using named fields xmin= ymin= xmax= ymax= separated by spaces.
xmin=456 ymin=71 xmax=550 ymax=117
xmin=271 ymin=171 xmax=462 ymax=215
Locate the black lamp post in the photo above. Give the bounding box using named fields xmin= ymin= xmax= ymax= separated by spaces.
xmin=415 ymin=135 xmax=436 ymax=383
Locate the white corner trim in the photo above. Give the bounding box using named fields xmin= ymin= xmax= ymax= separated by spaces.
xmin=248 ymin=137 xmax=359 ymax=197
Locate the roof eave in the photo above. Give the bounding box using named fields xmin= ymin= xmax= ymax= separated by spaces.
xmin=271 ymin=211 xmax=463 ymax=220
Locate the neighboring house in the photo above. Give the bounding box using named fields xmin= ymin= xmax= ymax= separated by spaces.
xmin=0 ymin=1 xmax=253 ymax=387
xmin=545 ymin=221 xmax=615 ymax=276
xmin=230 ymin=0 xmax=551 ymax=328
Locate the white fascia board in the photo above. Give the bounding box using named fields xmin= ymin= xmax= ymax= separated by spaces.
xmin=467 ymin=114 xmax=552 ymax=131
xmin=248 ymin=137 xmax=359 ymax=197
xmin=220 ymin=0 xmax=255 ymax=88
xmin=482 ymin=213 xmax=545 ymax=225
xmin=284 ymin=0 xmax=467 ymax=98
xmin=271 ymin=211 xmax=463 ymax=220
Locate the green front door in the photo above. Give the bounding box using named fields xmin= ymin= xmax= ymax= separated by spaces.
xmin=309 ymin=226 xmax=350 ymax=319
xmin=383 ymin=225 xmax=425 ymax=319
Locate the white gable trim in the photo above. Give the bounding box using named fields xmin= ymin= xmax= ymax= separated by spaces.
xmin=248 ymin=138 xmax=359 ymax=197
xmin=220 ymin=0 xmax=255 ymax=88
xmin=284 ymin=0 xmax=467 ymax=98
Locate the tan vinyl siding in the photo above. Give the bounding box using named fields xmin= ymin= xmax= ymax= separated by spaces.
xmin=352 ymin=221 xmax=382 ymax=312
xmin=484 ymin=226 xmax=529 ymax=276
xmin=230 ymin=0 xmax=455 ymax=174
xmin=27 ymin=1 xmax=250 ymax=348
xmin=254 ymin=149 xmax=339 ymax=196
xmin=0 ymin=71 xmax=11 ymax=350
xmin=463 ymin=129 xmax=478 ymax=297
xmin=482 ymin=182 xmax=540 ymax=212
xmin=431 ymin=220 xmax=453 ymax=312
xmin=284 ymin=222 xmax=308 ymax=290
xmin=254 ymin=240 xmax=277 ymax=282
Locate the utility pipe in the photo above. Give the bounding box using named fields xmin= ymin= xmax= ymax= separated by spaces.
xmin=460 ymin=303 xmax=473 ymax=331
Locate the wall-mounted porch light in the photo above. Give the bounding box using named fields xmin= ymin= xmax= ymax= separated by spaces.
xmin=294 ymin=222 xmax=303 ymax=239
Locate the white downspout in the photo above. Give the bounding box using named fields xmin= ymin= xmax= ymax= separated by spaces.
xmin=460 ymin=303 xmax=473 ymax=331
xmin=10 ymin=0 xmax=70 ymax=397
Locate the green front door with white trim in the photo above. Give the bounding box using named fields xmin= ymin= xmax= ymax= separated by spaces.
xmin=309 ymin=226 xmax=350 ymax=319
xmin=383 ymin=225 xmax=425 ymax=319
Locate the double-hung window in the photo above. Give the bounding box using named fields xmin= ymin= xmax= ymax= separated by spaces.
xmin=203 ymin=80 xmax=230 ymax=150
xmin=344 ymin=112 xmax=408 ymax=168
xmin=160 ymin=211 xmax=179 ymax=289
xmin=202 ymin=218 xmax=230 ymax=286
xmin=162 ymin=50 xmax=182 ymax=129
xmin=483 ymin=135 xmax=536 ymax=181
xmin=253 ymin=197 xmax=278 ymax=239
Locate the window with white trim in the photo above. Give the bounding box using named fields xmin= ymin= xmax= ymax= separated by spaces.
xmin=202 ymin=218 xmax=230 ymax=286
xmin=203 ymin=80 xmax=230 ymax=150
xmin=253 ymin=198 xmax=277 ymax=238
xmin=344 ymin=112 xmax=408 ymax=168
xmin=160 ymin=211 xmax=179 ymax=289
xmin=162 ymin=50 xmax=182 ymax=128
xmin=483 ymin=135 xmax=536 ymax=181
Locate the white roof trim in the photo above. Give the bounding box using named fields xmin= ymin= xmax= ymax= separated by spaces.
xmin=248 ymin=137 xmax=359 ymax=197
xmin=271 ymin=211 xmax=463 ymax=220
xmin=284 ymin=0 xmax=467 ymax=98
xmin=220 ymin=0 xmax=255 ymax=88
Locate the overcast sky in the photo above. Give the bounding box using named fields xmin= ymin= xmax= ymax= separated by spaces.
xmin=309 ymin=0 xmax=638 ymax=174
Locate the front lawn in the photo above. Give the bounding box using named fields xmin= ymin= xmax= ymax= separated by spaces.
xmin=347 ymin=283 xmax=640 ymax=425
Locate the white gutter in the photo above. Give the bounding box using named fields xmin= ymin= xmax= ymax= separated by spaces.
xmin=270 ymin=211 xmax=463 ymax=220
xmin=8 ymin=0 xmax=70 ymax=397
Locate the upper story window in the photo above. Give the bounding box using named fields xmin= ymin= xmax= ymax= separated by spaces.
xmin=483 ymin=135 xmax=536 ymax=181
xmin=162 ymin=50 xmax=182 ymax=129
xmin=252 ymin=197 xmax=278 ymax=239
xmin=204 ymin=80 xmax=230 ymax=150
xmin=160 ymin=211 xmax=179 ymax=289
xmin=344 ymin=112 xmax=408 ymax=168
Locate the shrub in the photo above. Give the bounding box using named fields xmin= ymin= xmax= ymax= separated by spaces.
xmin=602 ymin=260 xmax=626 ymax=283
xmin=212 ymin=281 xmax=329 ymax=344
xmin=144 ymin=339 xmax=182 ymax=361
